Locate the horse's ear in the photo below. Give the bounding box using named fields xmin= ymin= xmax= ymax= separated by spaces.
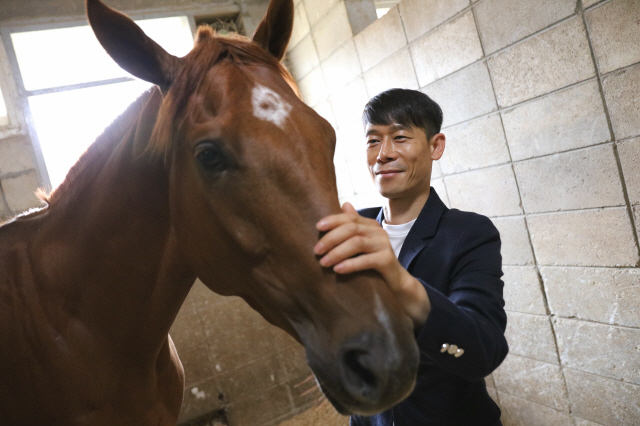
xmin=86 ymin=0 xmax=180 ymax=89
xmin=252 ymin=0 xmax=294 ymax=61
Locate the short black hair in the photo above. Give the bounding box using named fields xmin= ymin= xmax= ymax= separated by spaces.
xmin=362 ymin=89 xmax=443 ymax=139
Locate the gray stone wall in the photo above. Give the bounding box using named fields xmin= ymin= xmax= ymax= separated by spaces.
xmin=285 ymin=0 xmax=640 ymax=424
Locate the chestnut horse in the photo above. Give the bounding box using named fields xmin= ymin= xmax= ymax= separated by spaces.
xmin=0 ymin=0 xmax=419 ymax=424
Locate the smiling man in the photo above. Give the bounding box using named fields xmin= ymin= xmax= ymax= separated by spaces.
xmin=315 ymin=89 xmax=508 ymax=426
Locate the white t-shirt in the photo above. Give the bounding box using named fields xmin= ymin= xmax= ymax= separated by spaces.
xmin=382 ymin=218 xmax=417 ymax=259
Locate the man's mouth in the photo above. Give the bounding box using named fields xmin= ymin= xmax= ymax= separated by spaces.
xmin=375 ymin=170 xmax=403 ymax=176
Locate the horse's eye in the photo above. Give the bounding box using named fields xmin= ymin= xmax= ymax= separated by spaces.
xmin=195 ymin=142 xmax=230 ymax=173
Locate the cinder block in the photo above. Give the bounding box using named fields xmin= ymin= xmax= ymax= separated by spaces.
xmin=498 ymin=392 xmax=574 ymax=426
xmin=1 ymin=170 xmax=43 ymax=214
xmin=475 ymin=0 xmax=575 ymax=55
xmin=505 ymin=312 xmax=559 ymax=364
xmin=583 ymin=0 xmax=604 ymax=7
xmin=289 ymin=1 xmax=311 ymax=50
xmin=431 ymin=178 xmax=449 ymax=207
xmin=490 ymin=216 xmax=535 ymax=266
xmin=354 ymin=6 xmax=407 ymax=72
xmin=527 ymin=208 xmax=639 ymax=267
xmin=303 ymin=0 xmax=339 ymax=26
xmin=0 ymin=193 xmax=10 ymax=220
xmin=493 ymin=354 xmax=570 ymax=411
xmin=297 ymin=66 xmax=328 ymax=108
xmin=321 ymin=39 xmax=362 ymax=95
xmin=335 ymin=121 xmax=366 ymax=162
xmin=635 ymin=205 xmax=640 ymax=236
xmin=355 ymin=191 xmax=386 ymax=210
xmin=486 ymin=387 xmax=498 ymax=406
xmin=489 ymin=17 xmax=595 ymax=107
xmin=503 ymin=265 xmax=546 ymax=315
xmin=200 ymin=297 xmax=279 ymax=372
xmin=586 ymin=0 xmax=640 ymax=74
xmin=169 ymin=300 xmax=205 ymax=352
xmin=440 ymin=114 xmax=510 ymax=174
xmin=286 ymin=34 xmax=319 ymax=80
xmin=554 ymin=317 xmax=640 ymax=385
xmin=485 ymin=373 xmax=496 ymax=389
xmin=541 ymin=266 xmax=640 ymax=327
xmin=618 ymin=137 xmax=640 ymax=204
xmin=363 ymin=48 xmax=419 ymax=98
xmin=603 ymin=64 xmax=640 ymax=140
xmin=410 ymin=11 xmax=483 ymax=87
xmin=574 ymin=418 xmax=603 ymax=426
xmin=217 ymin=353 xmax=287 ymax=403
xmin=514 ymin=144 xmax=625 ymax=214
xmin=432 ymin=161 xmax=443 ymax=179
xmin=502 ymin=80 xmax=610 ymax=161
xmin=328 ymin=77 xmax=369 ymax=130
xmin=178 ymin=376 xmax=225 ymax=423
xmin=423 ymin=62 xmax=497 ymax=128
xmin=311 ymin=2 xmax=353 ymax=61
xmin=0 ymin=136 xmax=36 ymax=176
xmin=180 ymin=345 xmax=215 ymax=388
xmin=399 ymin=0 xmax=469 ymax=43
xmin=565 ymin=368 xmax=640 ymax=425
xmin=445 ymin=164 xmax=522 ymax=217
xmin=312 ymin=101 xmax=337 ymax=130
xmin=347 ymin=157 xmax=373 ymax=195
xmin=226 ymin=383 xmax=293 ymax=426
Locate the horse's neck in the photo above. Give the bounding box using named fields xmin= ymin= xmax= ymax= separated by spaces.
xmin=26 ymin=92 xmax=195 ymax=361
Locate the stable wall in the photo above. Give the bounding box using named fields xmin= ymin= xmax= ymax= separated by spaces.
xmin=285 ymin=0 xmax=640 ymax=424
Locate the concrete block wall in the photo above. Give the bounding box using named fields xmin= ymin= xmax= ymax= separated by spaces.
xmin=285 ymin=0 xmax=640 ymax=424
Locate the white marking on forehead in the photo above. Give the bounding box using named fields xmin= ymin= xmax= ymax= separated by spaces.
xmin=252 ymin=84 xmax=292 ymax=129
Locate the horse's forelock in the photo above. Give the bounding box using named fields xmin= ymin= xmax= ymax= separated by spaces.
xmin=147 ymin=28 xmax=298 ymax=159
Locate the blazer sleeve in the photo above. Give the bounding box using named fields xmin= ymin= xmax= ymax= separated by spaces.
xmin=415 ymin=215 xmax=508 ymax=381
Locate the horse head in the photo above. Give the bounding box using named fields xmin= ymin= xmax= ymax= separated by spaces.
xmin=87 ymin=0 xmax=419 ymax=415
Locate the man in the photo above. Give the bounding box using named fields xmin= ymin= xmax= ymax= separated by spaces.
xmin=314 ymin=89 xmax=508 ymax=426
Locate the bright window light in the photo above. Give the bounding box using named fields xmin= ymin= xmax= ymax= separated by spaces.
xmin=12 ymin=16 xmax=193 ymax=91
xmin=376 ymin=8 xmax=391 ymax=18
xmin=12 ymin=16 xmax=194 ymax=189
xmin=29 ymin=80 xmax=152 ymax=188
xmin=0 ymin=86 xmax=8 ymax=126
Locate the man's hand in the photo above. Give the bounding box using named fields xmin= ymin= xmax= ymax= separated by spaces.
xmin=314 ymin=202 xmax=430 ymax=326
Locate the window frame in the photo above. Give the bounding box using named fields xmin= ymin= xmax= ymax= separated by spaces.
xmin=0 ymin=3 xmax=241 ymax=191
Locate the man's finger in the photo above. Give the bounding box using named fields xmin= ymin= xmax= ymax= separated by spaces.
xmin=319 ymin=234 xmax=379 ymax=268
xmin=314 ymin=221 xmax=362 ymax=255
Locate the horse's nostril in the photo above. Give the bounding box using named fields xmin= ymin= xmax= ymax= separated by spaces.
xmin=343 ymin=349 xmax=378 ymax=390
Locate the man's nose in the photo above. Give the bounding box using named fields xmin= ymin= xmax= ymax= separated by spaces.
xmin=377 ymin=140 xmax=397 ymax=162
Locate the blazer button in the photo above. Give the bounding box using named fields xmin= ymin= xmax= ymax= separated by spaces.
xmin=447 ymin=344 xmax=458 ymax=355
xmin=454 ymin=348 xmax=465 ymax=358
xmin=440 ymin=343 xmax=450 ymax=353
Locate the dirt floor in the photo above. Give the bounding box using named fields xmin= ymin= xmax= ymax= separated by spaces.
xmin=277 ymin=400 xmax=349 ymax=426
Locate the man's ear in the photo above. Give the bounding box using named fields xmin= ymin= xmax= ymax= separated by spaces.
xmin=430 ymin=133 xmax=446 ymax=161
xmin=252 ymin=0 xmax=294 ymax=61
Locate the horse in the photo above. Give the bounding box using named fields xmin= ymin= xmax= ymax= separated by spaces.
xmin=0 ymin=0 xmax=419 ymax=424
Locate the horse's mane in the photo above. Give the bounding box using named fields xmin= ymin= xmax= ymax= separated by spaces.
xmin=38 ymin=26 xmax=297 ymax=208
xmin=37 ymin=88 xmax=157 ymax=207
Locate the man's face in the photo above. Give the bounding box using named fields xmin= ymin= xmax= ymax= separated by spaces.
xmin=365 ymin=123 xmax=440 ymax=200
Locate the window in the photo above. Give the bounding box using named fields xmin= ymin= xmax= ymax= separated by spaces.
xmin=375 ymin=1 xmax=401 ymax=18
xmin=0 ymin=86 xmax=7 ymax=127
xmin=9 ymin=16 xmax=194 ymax=189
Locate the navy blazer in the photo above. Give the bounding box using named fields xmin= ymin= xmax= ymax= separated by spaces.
xmin=351 ymin=188 xmax=508 ymax=426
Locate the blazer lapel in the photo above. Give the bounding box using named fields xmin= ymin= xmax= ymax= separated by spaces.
xmin=397 ymin=188 xmax=447 ymax=269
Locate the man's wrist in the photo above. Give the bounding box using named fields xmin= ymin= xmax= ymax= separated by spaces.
xmin=396 ymin=272 xmax=430 ymax=327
